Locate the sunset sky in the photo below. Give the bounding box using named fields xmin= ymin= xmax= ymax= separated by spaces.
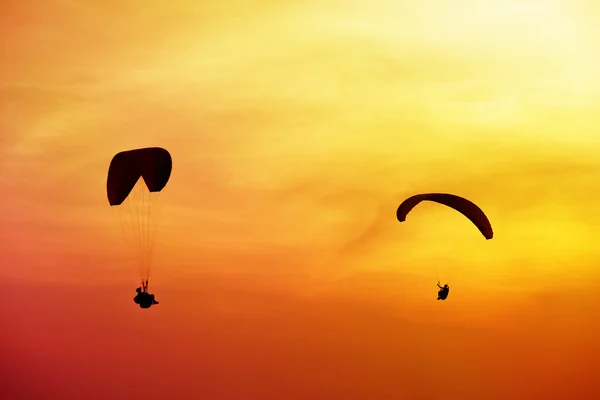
xmin=2 ymin=0 xmax=600 ymax=399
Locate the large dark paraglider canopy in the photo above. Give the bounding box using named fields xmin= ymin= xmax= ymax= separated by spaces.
xmin=107 ymin=147 xmax=172 ymax=206
xmin=396 ymin=193 xmax=493 ymax=239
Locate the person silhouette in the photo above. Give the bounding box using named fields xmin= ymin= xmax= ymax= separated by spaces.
xmin=133 ymin=285 xmax=159 ymax=308
xmin=437 ymin=282 xmax=450 ymax=300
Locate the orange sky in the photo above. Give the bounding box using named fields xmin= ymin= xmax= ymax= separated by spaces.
xmin=2 ymin=0 xmax=600 ymax=399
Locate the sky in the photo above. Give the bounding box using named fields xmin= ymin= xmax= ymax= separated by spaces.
xmin=1 ymin=0 xmax=600 ymax=398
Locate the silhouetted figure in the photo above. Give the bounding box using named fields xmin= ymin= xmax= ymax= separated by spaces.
xmin=133 ymin=281 xmax=159 ymax=309
xmin=437 ymin=282 xmax=449 ymax=300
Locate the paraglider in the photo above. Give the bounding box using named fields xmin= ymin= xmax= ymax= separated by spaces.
xmin=134 ymin=283 xmax=159 ymax=308
xmin=396 ymin=193 xmax=493 ymax=300
xmin=437 ymin=282 xmax=449 ymax=300
xmin=107 ymin=147 xmax=172 ymax=309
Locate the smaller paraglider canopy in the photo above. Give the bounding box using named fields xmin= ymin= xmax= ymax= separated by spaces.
xmin=396 ymin=193 xmax=493 ymax=239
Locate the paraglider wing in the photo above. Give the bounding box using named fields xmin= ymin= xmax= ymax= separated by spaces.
xmin=106 ymin=147 xmax=172 ymax=296
xmin=107 ymin=147 xmax=172 ymax=206
xmin=396 ymin=193 xmax=493 ymax=239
